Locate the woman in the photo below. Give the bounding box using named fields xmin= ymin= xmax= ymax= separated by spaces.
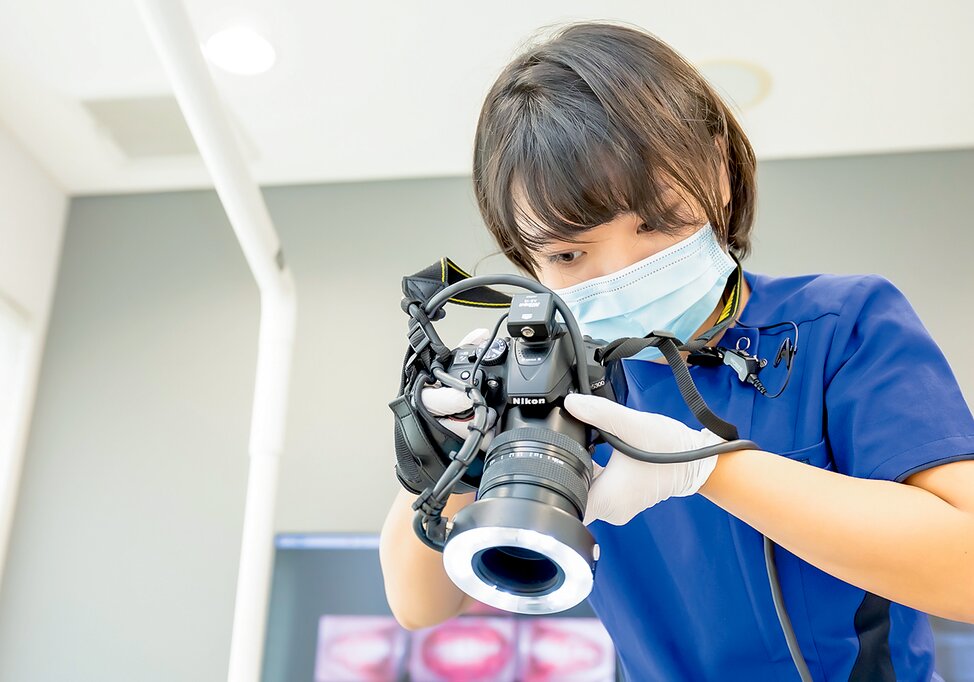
xmin=379 ymin=21 xmax=974 ymax=680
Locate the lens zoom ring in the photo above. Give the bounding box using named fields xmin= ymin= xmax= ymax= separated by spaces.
xmin=489 ymin=427 xmax=590 ymax=465
xmin=481 ymin=452 xmax=589 ymax=514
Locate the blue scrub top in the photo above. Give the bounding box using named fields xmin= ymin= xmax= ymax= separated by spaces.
xmin=587 ymin=270 xmax=974 ymax=682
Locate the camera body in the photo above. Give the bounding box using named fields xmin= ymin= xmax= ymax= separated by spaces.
xmin=391 ymin=293 xmax=617 ymax=498
xmin=446 ymin=329 xmax=607 ymax=435
xmin=438 ymin=294 xmax=616 ymax=495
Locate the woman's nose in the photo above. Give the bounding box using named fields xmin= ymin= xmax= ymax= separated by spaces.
xmin=589 ymin=245 xmax=644 ymax=280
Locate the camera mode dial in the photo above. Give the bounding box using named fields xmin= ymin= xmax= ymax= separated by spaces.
xmin=477 ymin=337 xmax=509 ymax=366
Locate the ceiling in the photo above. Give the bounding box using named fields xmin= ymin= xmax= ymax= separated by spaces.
xmin=1 ymin=0 xmax=972 ymax=196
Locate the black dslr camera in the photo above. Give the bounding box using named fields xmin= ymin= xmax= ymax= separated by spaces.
xmin=444 ymin=300 xmax=615 ymax=492
xmin=394 ymin=291 xmax=617 ymax=499
xmin=391 ymin=289 xmax=619 ymax=613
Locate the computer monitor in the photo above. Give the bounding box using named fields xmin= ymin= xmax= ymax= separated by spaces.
xmin=261 ymin=533 xmax=621 ymax=682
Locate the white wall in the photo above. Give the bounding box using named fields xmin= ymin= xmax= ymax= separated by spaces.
xmin=0 ymin=123 xmax=67 ymax=590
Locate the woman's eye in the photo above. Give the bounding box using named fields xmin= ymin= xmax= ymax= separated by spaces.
xmin=636 ymin=221 xmax=656 ymax=233
xmin=548 ymin=250 xmax=583 ymax=265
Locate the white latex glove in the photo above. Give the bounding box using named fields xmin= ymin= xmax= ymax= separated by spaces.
xmin=421 ymin=328 xmax=497 ymax=447
xmin=563 ymin=393 xmax=726 ymax=526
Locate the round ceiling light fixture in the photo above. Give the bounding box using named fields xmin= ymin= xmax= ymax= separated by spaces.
xmin=203 ymin=26 xmax=277 ymax=76
xmin=696 ymin=59 xmax=772 ymax=111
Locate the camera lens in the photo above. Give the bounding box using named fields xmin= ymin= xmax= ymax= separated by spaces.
xmin=478 ymin=427 xmax=592 ymax=518
xmin=442 ymin=426 xmax=597 ymax=614
xmin=473 ymin=546 xmax=565 ymax=595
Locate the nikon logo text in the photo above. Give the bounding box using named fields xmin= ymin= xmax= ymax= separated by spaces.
xmin=510 ymin=397 xmax=546 ymax=405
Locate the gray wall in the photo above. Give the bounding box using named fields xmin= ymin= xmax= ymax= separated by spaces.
xmin=0 ymin=149 xmax=972 ymax=680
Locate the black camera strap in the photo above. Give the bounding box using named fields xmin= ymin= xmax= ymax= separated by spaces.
xmin=399 ymin=258 xmax=513 ymax=380
xmin=594 ymin=332 xmax=741 ymax=441
xmin=391 ymin=259 xmax=516 ymax=504
xmin=402 ymin=257 xmax=512 ymax=311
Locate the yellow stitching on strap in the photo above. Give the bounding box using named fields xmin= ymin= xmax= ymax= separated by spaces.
xmin=446 ymin=260 xmax=473 ymax=278
xmin=716 ymin=266 xmax=742 ymax=324
xmin=448 ymin=297 xmax=510 ymax=307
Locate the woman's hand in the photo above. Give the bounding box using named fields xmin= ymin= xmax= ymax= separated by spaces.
xmin=563 ymin=393 xmax=725 ymax=526
xmin=421 ymin=328 xmax=497 ymax=447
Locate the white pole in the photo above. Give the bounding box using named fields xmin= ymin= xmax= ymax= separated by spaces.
xmin=135 ymin=3 xmax=296 ymax=681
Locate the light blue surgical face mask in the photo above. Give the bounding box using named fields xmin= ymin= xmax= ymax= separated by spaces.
xmin=552 ymin=225 xmax=736 ymax=361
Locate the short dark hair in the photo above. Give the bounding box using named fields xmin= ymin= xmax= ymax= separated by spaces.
xmin=472 ymin=21 xmax=757 ymax=276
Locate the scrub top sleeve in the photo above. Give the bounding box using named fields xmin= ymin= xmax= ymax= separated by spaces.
xmin=823 ymin=275 xmax=974 ymax=482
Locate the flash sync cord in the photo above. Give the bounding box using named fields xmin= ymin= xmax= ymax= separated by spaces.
xmin=412 ymin=273 xmax=813 ymax=682
xmin=765 ymin=536 xmax=814 ymax=681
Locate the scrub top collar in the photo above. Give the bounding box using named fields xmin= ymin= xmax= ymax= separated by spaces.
xmin=621 ymin=269 xmax=794 ymax=392
xmin=720 ymin=269 xmax=764 ymax=355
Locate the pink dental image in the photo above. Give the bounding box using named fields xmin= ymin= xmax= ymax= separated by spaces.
xmin=314 ymin=615 xmax=406 ymax=682
xmin=518 ymin=618 xmax=616 ymax=682
xmin=312 ymin=612 xmax=616 ymax=681
xmin=409 ymin=617 xmax=517 ymax=682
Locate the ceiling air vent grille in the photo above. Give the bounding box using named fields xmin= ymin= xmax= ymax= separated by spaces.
xmin=83 ymin=95 xmax=199 ymax=158
xmin=82 ymin=95 xmax=257 ymax=160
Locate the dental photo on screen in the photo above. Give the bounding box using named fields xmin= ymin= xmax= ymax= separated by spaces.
xmin=261 ymin=534 xmax=621 ymax=682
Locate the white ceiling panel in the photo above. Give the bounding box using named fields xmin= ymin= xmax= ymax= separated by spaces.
xmin=0 ymin=0 xmax=971 ymax=195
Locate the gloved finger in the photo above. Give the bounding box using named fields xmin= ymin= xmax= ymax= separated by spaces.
xmin=437 ymin=417 xmax=465 ymax=440
xmin=583 ymin=460 xmax=643 ymax=526
xmin=580 ymin=463 xmax=604 ymax=525
xmin=422 ymin=329 xmax=493 ymax=417
xmin=582 ymin=485 xmax=600 ymax=526
xmin=436 ymin=407 xmax=497 ymax=447
xmin=421 ymin=385 xmax=473 ymax=416
xmin=564 ymin=393 xmax=686 ymax=447
xmin=458 ymin=327 xmax=492 ymax=347
xmin=582 ymin=460 xmax=610 ymax=525
xmin=582 ymin=465 xmax=630 ymax=526
xmin=564 ymin=393 xmax=648 ymax=445
xmin=582 ymin=506 xmax=596 ymax=526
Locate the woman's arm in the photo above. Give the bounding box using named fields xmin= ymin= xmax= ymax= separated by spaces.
xmin=379 ymin=488 xmax=479 ymax=630
xmin=699 ymin=453 xmax=974 ymax=623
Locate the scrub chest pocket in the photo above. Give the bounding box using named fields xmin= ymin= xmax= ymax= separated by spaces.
xmin=783 ymin=439 xmax=834 ymax=469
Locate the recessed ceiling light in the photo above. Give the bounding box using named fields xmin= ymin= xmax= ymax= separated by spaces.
xmin=203 ymin=26 xmax=276 ymax=76
xmin=696 ymin=60 xmax=772 ymax=111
